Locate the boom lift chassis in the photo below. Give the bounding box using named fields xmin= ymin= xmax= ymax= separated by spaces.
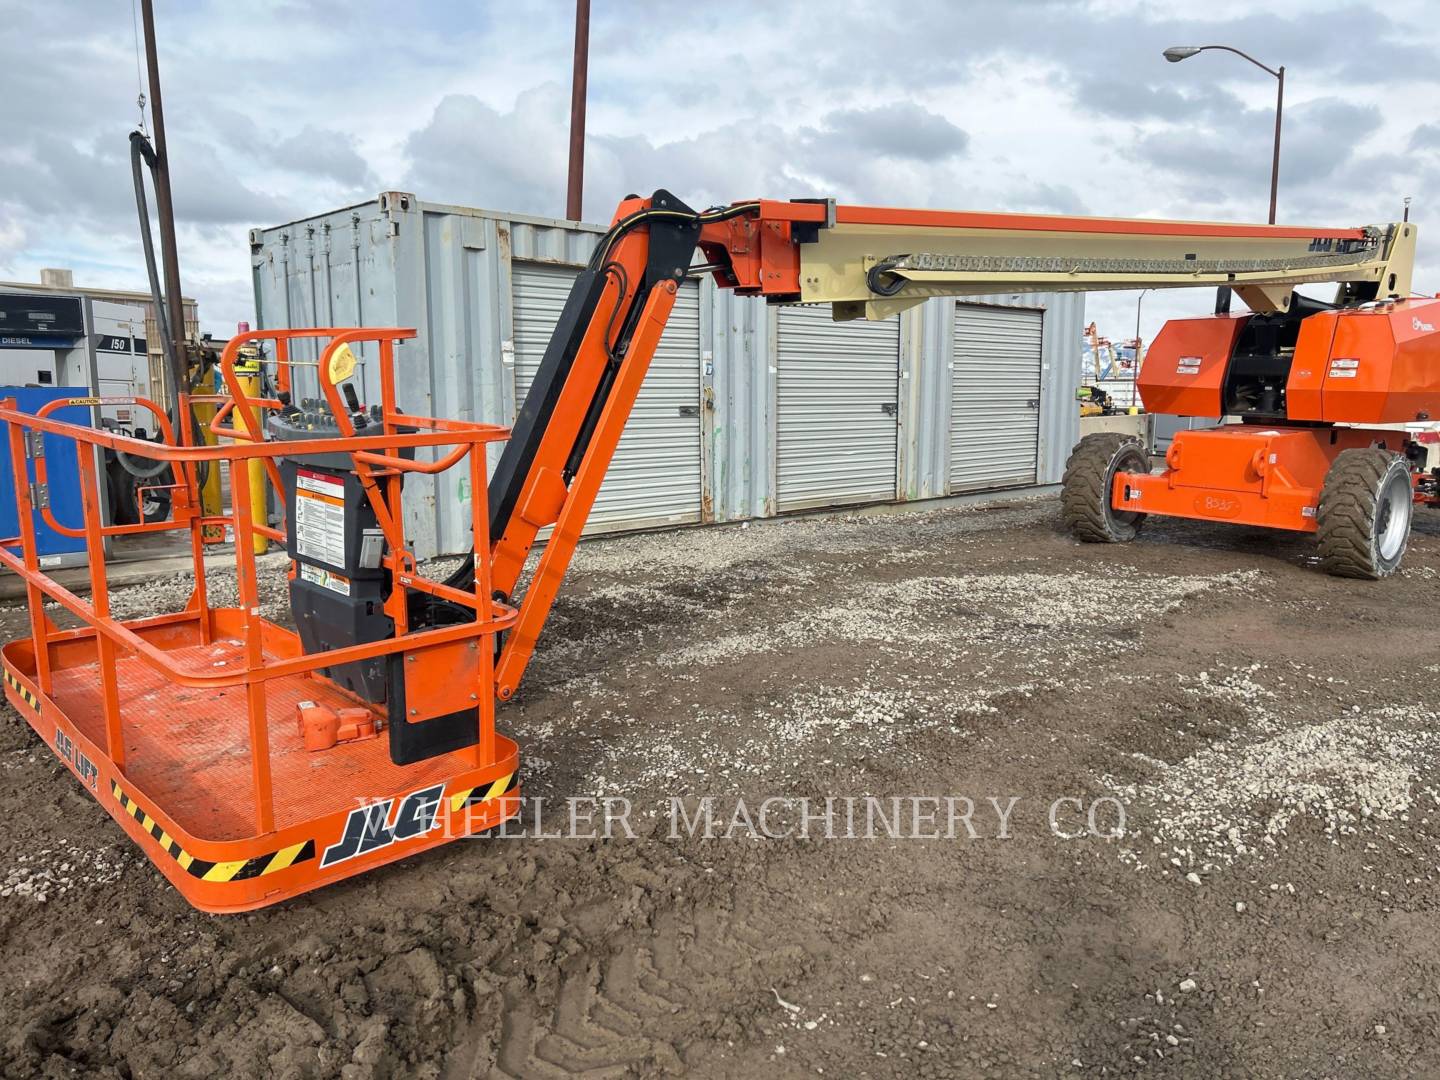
xmin=1 ymin=191 xmax=1429 ymax=909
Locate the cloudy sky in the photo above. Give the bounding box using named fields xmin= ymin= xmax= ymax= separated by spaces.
xmin=3 ymin=0 xmax=1437 ymax=345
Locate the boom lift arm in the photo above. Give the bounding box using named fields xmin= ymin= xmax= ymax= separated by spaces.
xmin=476 ymin=191 xmax=1417 ymax=697
xmin=0 ymin=190 xmax=1422 ymax=912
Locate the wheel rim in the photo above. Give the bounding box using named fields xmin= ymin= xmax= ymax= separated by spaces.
xmin=1106 ymin=447 xmax=1146 ymax=526
xmin=1376 ymin=469 xmax=1412 ymax=561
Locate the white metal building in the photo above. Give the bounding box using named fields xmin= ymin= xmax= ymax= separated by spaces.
xmin=0 ymin=291 xmax=154 ymax=429
xmin=1 ymin=269 xmax=198 ymax=412
xmin=251 ymin=195 xmax=1084 ymax=559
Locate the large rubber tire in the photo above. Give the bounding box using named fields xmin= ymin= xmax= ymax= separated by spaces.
xmin=1316 ymin=448 xmax=1414 ymax=579
xmin=105 ymin=456 xmax=140 ymax=526
xmin=1061 ymin=433 xmax=1150 ymax=543
xmin=137 ymin=474 xmax=173 ymax=524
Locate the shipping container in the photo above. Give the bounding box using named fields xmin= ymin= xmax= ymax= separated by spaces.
xmin=252 ymin=194 xmax=1084 ymax=558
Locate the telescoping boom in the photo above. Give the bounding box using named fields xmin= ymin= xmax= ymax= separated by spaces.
xmin=482 ymin=193 xmax=1417 ymax=698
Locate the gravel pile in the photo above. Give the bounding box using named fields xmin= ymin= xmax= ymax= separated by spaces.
xmin=658 ymin=567 xmax=1262 ymax=667
xmin=606 ymin=676 xmax=1050 ymax=789
xmin=567 ymin=497 xmax=1056 ymax=579
xmin=0 ymin=552 xmax=296 ymax=626
xmin=1110 ymin=693 xmax=1440 ymax=873
xmin=1 ymin=839 xmax=131 ymax=903
xmin=103 ymin=555 xmax=294 ymax=623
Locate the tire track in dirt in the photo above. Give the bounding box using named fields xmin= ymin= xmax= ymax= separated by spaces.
xmin=481 ymin=884 xmax=812 ymax=1078
xmin=6 ymin=499 xmax=1440 ymax=1077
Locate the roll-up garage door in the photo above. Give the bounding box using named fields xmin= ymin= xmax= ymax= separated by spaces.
xmin=951 ymin=304 xmax=1043 ymax=492
xmin=776 ymin=305 xmax=899 ymax=512
xmin=512 ymin=262 xmax=702 ymax=531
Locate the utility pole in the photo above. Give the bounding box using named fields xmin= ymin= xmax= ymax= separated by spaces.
xmin=139 ymin=0 xmax=188 ymax=376
xmin=565 ymin=0 xmax=590 ymax=222
xmin=1267 ymin=65 xmax=1285 ymax=225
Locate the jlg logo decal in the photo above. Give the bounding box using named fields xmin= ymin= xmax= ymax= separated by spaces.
xmin=320 ymin=783 xmax=445 ymax=868
xmin=55 ymin=728 xmax=98 ymax=791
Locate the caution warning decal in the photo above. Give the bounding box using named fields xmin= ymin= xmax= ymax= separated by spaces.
xmin=110 ymin=781 xmax=316 ymax=882
xmin=449 ymin=771 xmax=518 ymax=814
xmin=4 ymin=668 xmax=40 ymax=714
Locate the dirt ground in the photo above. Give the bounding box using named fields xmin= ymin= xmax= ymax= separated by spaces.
xmin=3 ymin=494 xmax=1440 ymax=1079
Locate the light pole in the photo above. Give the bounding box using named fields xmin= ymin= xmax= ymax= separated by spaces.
xmin=1164 ymin=45 xmax=1284 ymax=225
xmin=565 ymin=0 xmax=591 ymax=221
xmin=1133 ymin=289 xmax=1149 ymax=408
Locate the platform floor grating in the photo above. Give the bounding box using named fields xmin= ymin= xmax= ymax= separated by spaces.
xmin=49 ymin=636 xmax=482 ymax=841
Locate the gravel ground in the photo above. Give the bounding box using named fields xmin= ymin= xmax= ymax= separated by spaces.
xmin=3 ymin=494 xmax=1440 ymax=1078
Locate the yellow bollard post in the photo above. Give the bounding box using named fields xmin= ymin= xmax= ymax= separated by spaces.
xmin=192 ymin=367 xmax=224 ymax=538
xmin=234 ymin=347 xmax=268 ymax=554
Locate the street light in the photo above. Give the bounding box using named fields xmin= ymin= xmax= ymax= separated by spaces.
xmin=1133 ymin=289 xmax=1149 ymax=409
xmin=1164 ymin=44 xmax=1285 ymax=224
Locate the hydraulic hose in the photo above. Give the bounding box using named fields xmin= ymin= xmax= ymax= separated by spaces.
xmin=440 ymin=199 xmax=756 ymax=598
xmin=128 ymin=131 xmax=208 ymax=484
xmin=130 ymin=133 xmax=179 ymax=394
xmin=866 ymin=259 xmax=908 ymax=297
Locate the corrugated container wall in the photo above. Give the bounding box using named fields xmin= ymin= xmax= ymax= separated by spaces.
xmin=252 ymin=195 xmax=1083 ymax=559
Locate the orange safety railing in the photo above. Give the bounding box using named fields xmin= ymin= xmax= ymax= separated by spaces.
xmin=31 ymin=394 xmax=187 ymax=540
xmin=0 ymin=328 xmax=515 ymax=834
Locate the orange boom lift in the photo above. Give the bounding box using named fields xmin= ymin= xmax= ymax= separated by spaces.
xmin=0 ymin=192 xmax=1428 ymax=909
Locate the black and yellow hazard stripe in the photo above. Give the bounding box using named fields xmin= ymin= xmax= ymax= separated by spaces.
xmin=4 ymin=668 xmax=40 ymax=714
xmin=449 ymin=771 xmax=518 ymax=813
xmin=110 ymin=781 xmax=316 ymax=883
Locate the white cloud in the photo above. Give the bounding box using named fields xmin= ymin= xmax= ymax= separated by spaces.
xmin=2 ymin=0 xmax=1436 ymax=348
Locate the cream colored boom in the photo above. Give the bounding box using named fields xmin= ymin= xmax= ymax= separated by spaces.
xmin=793 ymin=216 xmax=1416 ymax=320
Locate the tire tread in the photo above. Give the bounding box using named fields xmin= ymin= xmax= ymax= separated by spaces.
xmin=1062 ymin=433 xmax=1148 ymax=543
xmin=1316 ymin=448 xmax=1408 ymax=579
